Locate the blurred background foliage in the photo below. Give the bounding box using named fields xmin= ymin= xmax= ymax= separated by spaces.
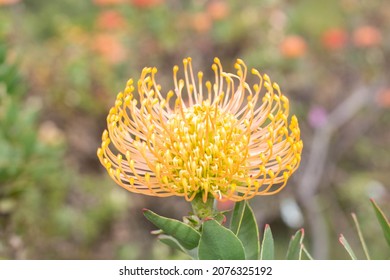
xmin=0 ymin=0 xmax=389 ymax=259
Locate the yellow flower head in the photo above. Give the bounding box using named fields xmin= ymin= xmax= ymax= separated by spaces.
xmin=97 ymin=57 xmax=303 ymax=202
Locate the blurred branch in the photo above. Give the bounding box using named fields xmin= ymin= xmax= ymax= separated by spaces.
xmin=297 ymin=82 xmax=384 ymax=259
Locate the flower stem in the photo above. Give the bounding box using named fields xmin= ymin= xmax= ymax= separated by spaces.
xmin=191 ymin=193 xmax=214 ymax=220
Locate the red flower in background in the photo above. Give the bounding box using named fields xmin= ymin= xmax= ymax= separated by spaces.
xmin=322 ymin=28 xmax=347 ymax=50
xmin=130 ymin=0 xmax=163 ymax=8
xmin=93 ymin=0 xmax=127 ymax=5
xmin=376 ymin=88 xmax=390 ymax=108
xmin=352 ymin=25 xmax=382 ymax=48
xmin=207 ymin=0 xmax=230 ymax=21
xmin=0 ymin=0 xmax=20 ymax=5
xmin=96 ymin=10 xmax=126 ymax=30
xmin=91 ymin=33 xmax=126 ymax=64
xmin=280 ymin=35 xmax=307 ymax=58
xmin=191 ymin=12 xmax=212 ymax=33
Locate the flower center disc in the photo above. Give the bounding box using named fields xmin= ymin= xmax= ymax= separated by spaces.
xmin=158 ymin=102 xmax=249 ymax=198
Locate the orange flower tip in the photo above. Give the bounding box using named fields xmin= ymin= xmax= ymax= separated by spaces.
xmin=116 ymin=92 xmax=123 ymax=99
xmin=251 ymin=68 xmax=259 ymax=75
xmin=126 ymin=78 xmax=133 ymax=85
xmin=263 ymin=73 xmax=270 ymax=82
xmin=102 ymin=130 xmax=109 ymax=140
xmin=267 ymin=170 xmax=275 ymax=178
xmin=264 ymin=83 xmax=271 ymax=93
xmin=97 ymin=148 xmax=103 ymax=157
xmin=265 ymin=224 xmax=270 ymax=229
xmin=109 ymin=107 xmax=116 ymax=114
xmin=236 ymin=58 xmax=244 ymax=65
xmin=291 ymin=115 xmax=298 ymax=123
xmin=124 ymin=95 xmax=131 ymax=104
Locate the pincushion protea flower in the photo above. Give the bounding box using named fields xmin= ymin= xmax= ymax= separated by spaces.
xmin=97 ymin=57 xmax=303 ymax=202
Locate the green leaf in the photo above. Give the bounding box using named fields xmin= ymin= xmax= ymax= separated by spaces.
xmin=230 ymin=200 xmax=246 ymax=234
xmin=199 ymin=219 xmax=245 ymax=260
xmin=143 ymin=209 xmax=200 ymax=250
xmin=339 ymin=234 xmax=357 ymax=260
xmin=302 ymin=245 xmax=314 ymax=260
xmin=260 ymin=224 xmax=274 ymax=260
xmin=286 ymin=229 xmax=304 ymax=260
xmin=158 ymin=235 xmax=198 ymax=259
xmin=212 ymin=212 xmax=226 ymax=225
xmin=229 ymin=201 xmax=259 ymax=259
xmin=351 ymin=213 xmax=370 ymax=259
xmin=370 ymin=199 xmax=390 ymax=247
xmin=158 ymin=234 xmax=186 ymax=252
